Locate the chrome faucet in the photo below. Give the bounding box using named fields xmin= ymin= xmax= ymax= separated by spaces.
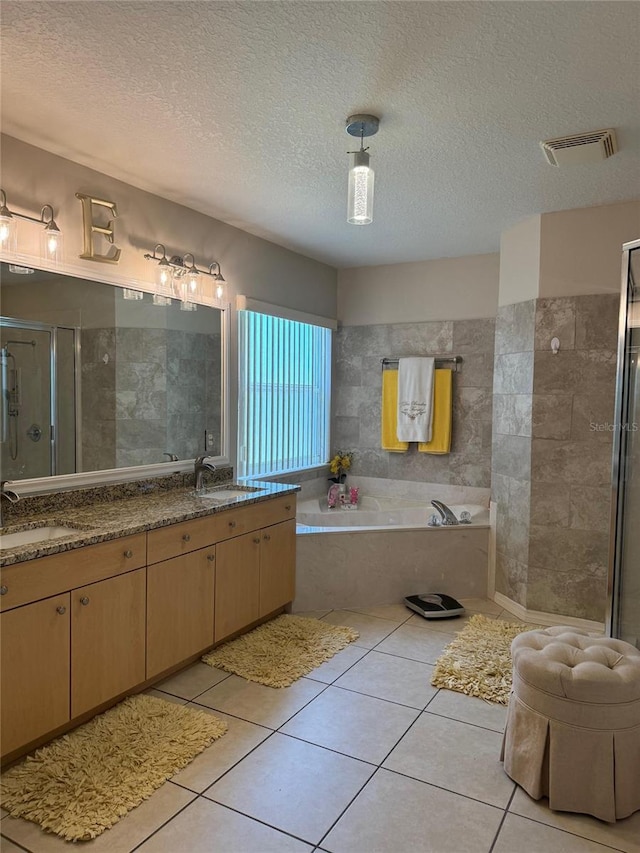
xmin=431 ymin=499 xmax=459 ymax=525
xmin=1 ymin=482 xmax=20 ymax=528
xmin=194 ymin=456 xmax=217 ymax=492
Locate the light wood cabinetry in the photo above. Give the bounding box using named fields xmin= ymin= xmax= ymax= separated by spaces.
xmin=259 ymin=519 xmax=296 ymax=617
xmin=0 ymin=491 xmax=297 ymax=761
xmin=71 ymin=568 xmax=146 ymax=718
xmin=0 ymin=593 xmax=70 ymax=756
xmin=215 ymin=532 xmax=261 ymax=641
xmin=147 ymin=548 xmax=216 ymax=678
xmin=215 ymin=516 xmax=297 ymax=641
xmin=0 ymin=533 xmax=146 ymax=613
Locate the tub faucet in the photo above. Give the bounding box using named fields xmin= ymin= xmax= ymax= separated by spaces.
xmin=431 ymin=499 xmax=459 ymax=525
xmin=1 ymin=482 xmax=20 ymax=528
xmin=194 ymin=456 xmax=217 ymax=492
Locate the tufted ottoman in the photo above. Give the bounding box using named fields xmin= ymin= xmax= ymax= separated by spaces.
xmin=500 ymin=626 xmax=640 ymax=822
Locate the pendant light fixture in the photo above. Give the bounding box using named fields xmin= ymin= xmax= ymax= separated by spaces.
xmin=346 ymin=114 xmax=379 ymax=225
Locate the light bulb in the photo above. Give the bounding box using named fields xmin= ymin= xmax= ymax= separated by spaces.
xmin=186 ymin=269 xmax=201 ymax=303
xmin=216 ymin=282 xmax=224 ymax=300
xmin=0 ymin=213 xmax=17 ymax=253
xmin=156 ymin=261 xmax=173 ymax=295
xmin=41 ymin=222 xmax=63 ymax=263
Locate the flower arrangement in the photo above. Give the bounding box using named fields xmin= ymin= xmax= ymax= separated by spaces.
xmin=328 ymin=450 xmax=353 ymax=484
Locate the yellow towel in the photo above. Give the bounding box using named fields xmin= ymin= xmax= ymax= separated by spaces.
xmin=418 ymin=369 xmax=452 ymax=454
xmin=381 ymin=370 xmax=409 ymax=452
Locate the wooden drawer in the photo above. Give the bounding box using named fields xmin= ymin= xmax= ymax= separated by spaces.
xmin=216 ymin=495 xmax=296 ymax=540
xmin=147 ymin=495 xmax=297 ymax=564
xmin=0 ymin=533 xmax=146 ymax=612
xmin=147 ymin=515 xmax=226 ymax=564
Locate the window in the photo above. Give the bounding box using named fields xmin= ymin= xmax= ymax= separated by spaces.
xmin=237 ymin=309 xmax=332 ymax=478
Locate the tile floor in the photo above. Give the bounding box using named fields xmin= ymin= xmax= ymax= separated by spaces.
xmin=2 ymin=599 xmax=639 ymax=853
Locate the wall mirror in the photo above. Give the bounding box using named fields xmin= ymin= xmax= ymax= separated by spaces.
xmin=0 ymin=263 xmax=226 ymax=486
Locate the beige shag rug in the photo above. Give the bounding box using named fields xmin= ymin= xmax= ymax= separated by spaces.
xmin=202 ymin=613 xmax=359 ymax=687
xmin=0 ymin=694 xmax=227 ymax=842
xmin=430 ymin=613 xmax=539 ymax=704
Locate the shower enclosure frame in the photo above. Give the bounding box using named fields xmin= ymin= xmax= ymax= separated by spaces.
xmin=606 ymin=237 xmax=640 ymax=639
xmin=0 ymin=316 xmax=81 ymax=478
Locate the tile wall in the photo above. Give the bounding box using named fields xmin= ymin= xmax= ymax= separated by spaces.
xmin=492 ymin=294 xmax=619 ymax=621
xmin=528 ymin=293 xmax=619 ymax=620
xmin=491 ymin=301 xmax=536 ymax=607
xmin=81 ymin=328 xmax=221 ymax=470
xmin=332 ymin=318 xmax=495 ymax=489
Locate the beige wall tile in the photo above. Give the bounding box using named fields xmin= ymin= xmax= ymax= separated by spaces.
xmin=535 ymin=297 xmax=576 ymax=351
xmin=569 ymin=486 xmax=612 ymax=532
xmin=530 ymin=481 xmax=571 ymax=528
xmin=575 ymin=293 xmax=620 ymax=350
xmin=531 ymin=439 xmax=612 ymax=486
xmin=528 ymin=525 xmax=609 ymax=575
xmin=527 ymin=564 xmax=607 ymax=621
xmin=532 ymin=394 xmax=572 ymax=440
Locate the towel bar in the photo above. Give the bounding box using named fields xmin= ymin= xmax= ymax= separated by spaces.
xmin=380 ymin=356 xmax=463 ymax=372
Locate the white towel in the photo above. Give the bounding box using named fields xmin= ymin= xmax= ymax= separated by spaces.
xmin=397 ymin=357 xmax=435 ymax=442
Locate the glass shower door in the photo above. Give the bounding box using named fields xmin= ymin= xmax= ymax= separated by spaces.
xmin=0 ymin=323 xmax=54 ymax=480
xmin=608 ymin=242 xmax=640 ymax=645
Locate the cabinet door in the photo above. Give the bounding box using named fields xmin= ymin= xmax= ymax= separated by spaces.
xmin=1 ymin=593 xmax=70 ymax=757
xmin=215 ymin=532 xmax=260 ymax=641
xmin=71 ymin=568 xmax=146 ymax=718
xmin=259 ymin=519 xmax=296 ymax=617
xmin=147 ymin=548 xmax=216 ymax=678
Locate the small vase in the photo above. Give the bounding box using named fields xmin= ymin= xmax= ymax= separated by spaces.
xmin=335 ymin=481 xmax=347 ymax=496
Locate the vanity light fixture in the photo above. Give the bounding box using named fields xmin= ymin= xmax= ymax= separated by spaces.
xmin=0 ymin=189 xmax=64 ymax=262
xmin=345 ymin=114 xmax=379 ymax=225
xmin=143 ymin=244 xmax=226 ymax=308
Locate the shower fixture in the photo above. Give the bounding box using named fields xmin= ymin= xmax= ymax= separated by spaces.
xmin=0 ymin=189 xmax=63 ymax=263
xmin=1 ymin=339 xmax=36 ymax=461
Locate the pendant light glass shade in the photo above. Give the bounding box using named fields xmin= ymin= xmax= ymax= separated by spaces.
xmin=156 ymin=259 xmax=173 ymax=296
xmin=41 ymin=222 xmax=63 ymax=264
xmin=0 ymin=209 xmax=17 ymax=253
xmin=347 ymin=149 xmax=374 ymax=225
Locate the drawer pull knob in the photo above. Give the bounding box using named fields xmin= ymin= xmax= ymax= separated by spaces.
xmin=285 ymin=504 xmax=292 ymax=511
xmin=263 ymin=534 xmax=271 ymax=541
xmin=229 ymin=521 xmax=236 ymax=528
xmin=124 ymin=549 xmax=133 ymax=559
xmin=0 ymin=585 xmax=7 ymax=596
xmin=182 ymin=534 xmax=191 ymax=542
xmin=80 ymin=596 xmax=90 ymax=606
xmin=207 ymin=554 xmax=215 ymax=562
xmin=253 ymin=537 xmax=260 ymax=544
xmin=56 ymin=605 xmax=66 ymax=615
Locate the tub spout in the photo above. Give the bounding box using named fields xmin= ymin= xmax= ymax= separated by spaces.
xmin=431 ymin=499 xmax=459 ymax=525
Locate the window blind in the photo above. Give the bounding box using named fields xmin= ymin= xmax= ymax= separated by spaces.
xmin=237 ymin=309 xmax=332 ymax=478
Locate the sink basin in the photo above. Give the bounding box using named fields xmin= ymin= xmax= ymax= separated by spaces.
xmin=195 ymin=485 xmax=262 ymax=500
xmin=0 ymin=525 xmax=83 ymax=550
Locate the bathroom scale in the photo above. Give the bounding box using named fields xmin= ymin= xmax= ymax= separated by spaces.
xmin=404 ymin=593 xmax=465 ymax=619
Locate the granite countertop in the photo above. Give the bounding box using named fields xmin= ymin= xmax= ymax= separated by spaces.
xmin=0 ymin=481 xmax=300 ymax=567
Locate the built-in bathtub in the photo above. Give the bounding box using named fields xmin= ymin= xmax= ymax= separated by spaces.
xmin=292 ymin=477 xmax=490 ymax=612
xmin=297 ymin=495 xmax=489 ymax=531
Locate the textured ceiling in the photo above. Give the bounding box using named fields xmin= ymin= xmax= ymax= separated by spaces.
xmin=2 ymin=1 xmax=639 ymax=268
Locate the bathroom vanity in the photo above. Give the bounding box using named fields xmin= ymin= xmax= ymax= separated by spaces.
xmin=0 ymin=484 xmax=297 ymax=762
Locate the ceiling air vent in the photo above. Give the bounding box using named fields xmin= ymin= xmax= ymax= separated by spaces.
xmin=540 ymin=128 xmax=618 ymax=167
